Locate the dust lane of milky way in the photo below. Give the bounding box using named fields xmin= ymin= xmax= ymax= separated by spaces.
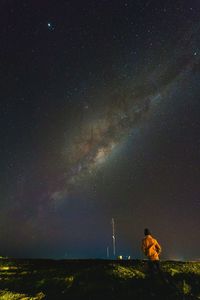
xmin=51 ymin=27 xmax=200 ymax=206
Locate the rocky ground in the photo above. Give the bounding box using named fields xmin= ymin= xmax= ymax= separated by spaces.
xmin=0 ymin=259 xmax=200 ymax=299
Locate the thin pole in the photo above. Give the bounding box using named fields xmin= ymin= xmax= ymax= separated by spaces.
xmin=107 ymin=246 xmax=109 ymax=259
xmin=112 ymin=218 xmax=116 ymax=257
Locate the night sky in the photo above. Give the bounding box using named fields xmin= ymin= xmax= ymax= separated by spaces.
xmin=0 ymin=0 xmax=200 ymax=260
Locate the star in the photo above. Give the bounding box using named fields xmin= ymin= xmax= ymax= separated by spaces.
xmin=47 ymin=22 xmax=55 ymax=31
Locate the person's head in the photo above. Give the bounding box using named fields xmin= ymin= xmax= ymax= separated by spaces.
xmin=144 ymin=228 xmax=151 ymax=236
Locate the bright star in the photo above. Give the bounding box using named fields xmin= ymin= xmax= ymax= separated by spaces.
xmin=47 ymin=23 xmax=55 ymax=30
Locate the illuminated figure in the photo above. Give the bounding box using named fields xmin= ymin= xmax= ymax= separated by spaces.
xmin=142 ymin=228 xmax=162 ymax=276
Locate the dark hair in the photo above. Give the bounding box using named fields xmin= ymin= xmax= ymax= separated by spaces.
xmin=144 ymin=228 xmax=151 ymax=236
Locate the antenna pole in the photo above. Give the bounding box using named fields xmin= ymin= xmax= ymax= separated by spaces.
xmin=106 ymin=246 xmax=109 ymax=259
xmin=112 ymin=218 xmax=116 ymax=257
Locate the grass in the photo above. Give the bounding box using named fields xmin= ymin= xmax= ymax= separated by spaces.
xmin=0 ymin=290 xmax=45 ymax=300
xmin=0 ymin=259 xmax=199 ymax=299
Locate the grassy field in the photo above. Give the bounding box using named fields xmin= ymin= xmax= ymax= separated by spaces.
xmin=0 ymin=259 xmax=200 ymax=299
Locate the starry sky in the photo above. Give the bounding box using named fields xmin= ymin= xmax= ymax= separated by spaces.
xmin=0 ymin=0 xmax=200 ymax=260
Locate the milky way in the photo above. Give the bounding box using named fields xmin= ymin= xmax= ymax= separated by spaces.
xmin=1 ymin=0 xmax=200 ymax=259
xmin=51 ymin=29 xmax=200 ymax=207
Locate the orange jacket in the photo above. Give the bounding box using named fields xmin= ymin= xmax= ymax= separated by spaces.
xmin=142 ymin=235 xmax=161 ymax=261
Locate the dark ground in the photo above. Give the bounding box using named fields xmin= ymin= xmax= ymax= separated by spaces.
xmin=0 ymin=259 xmax=200 ymax=299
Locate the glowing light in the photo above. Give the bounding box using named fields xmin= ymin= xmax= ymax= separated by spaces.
xmin=47 ymin=23 xmax=55 ymax=31
xmin=94 ymin=142 xmax=116 ymax=165
xmin=95 ymin=148 xmax=107 ymax=164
